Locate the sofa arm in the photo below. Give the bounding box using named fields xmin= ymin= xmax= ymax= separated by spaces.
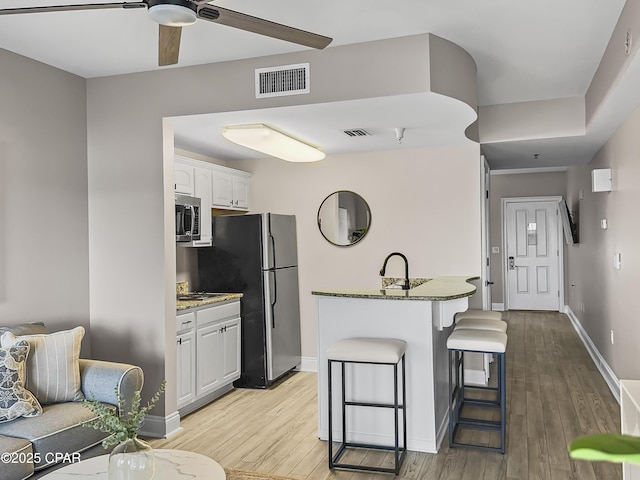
xmin=79 ymin=359 xmax=144 ymax=412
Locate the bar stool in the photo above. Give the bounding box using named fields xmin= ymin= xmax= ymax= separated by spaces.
xmin=455 ymin=309 xmax=503 ymax=323
xmin=455 ymin=318 xmax=507 ymax=333
xmin=447 ymin=328 xmax=507 ymax=453
xmin=327 ymin=337 xmax=407 ymax=475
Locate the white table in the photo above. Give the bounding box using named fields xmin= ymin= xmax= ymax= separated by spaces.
xmin=40 ymin=449 xmax=226 ymax=479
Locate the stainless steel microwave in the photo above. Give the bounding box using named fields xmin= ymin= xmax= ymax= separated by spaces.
xmin=175 ymin=194 xmax=201 ymax=243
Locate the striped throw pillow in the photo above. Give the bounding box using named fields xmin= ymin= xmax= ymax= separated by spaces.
xmin=1 ymin=327 xmax=85 ymax=404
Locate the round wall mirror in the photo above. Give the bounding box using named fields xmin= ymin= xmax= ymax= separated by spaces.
xmin=317 ymin=191 xmax=371 ymax=246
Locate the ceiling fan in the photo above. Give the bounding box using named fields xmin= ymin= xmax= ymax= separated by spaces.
xmin=0 ymin=0 xmax=333 ymax=66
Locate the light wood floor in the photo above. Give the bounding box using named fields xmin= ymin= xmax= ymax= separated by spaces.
xmin=150 ymin=311 xmax=622 ymax=479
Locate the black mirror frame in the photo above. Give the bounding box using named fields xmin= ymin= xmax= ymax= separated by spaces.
xmin=317 ymin=190 xmax=371 ymax=247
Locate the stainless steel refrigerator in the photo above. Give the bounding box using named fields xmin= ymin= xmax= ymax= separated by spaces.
xmin=197 ymin=213 xmax=301 ymax=388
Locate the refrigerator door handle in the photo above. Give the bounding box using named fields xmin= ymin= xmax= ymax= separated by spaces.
xmin=269 ymin=233 xmax=276 ymax=270
xmin=269 ymin=270 xmax=277 ymax=328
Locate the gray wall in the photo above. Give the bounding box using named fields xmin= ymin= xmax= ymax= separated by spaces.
xmin=84 ymin=33 xmax=478 ymax=425
xmin=488 ymin=171 xmax=567 ymax=305
xmin=565 ymin=104 xmax=640 ymax=380
xmin=0 ymin=48 xmax=90 ymax=351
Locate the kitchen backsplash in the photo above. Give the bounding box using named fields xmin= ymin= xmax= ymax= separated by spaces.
xmin=176 ymin=281 xmax=189 ymax=295
xmin=381 ymin=277 xmax=430 ymax=289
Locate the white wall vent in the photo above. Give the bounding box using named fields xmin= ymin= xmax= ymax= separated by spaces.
xmin=255 ymin=63 xmax=310 ymax=98
xmin=342 ymin=129 xmax=371 ymax=137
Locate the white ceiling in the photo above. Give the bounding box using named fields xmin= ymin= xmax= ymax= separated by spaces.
xmin=0 ymin=0 xmax=632 ymax=169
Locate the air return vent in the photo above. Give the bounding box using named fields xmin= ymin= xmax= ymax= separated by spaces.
xmin=342 ymin=129 xmax=371 ymax=137
xmin=255 ymin=63 xmax=310 ymax=98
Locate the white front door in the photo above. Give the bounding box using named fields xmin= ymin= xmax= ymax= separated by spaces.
xmin=504 ymin=199 xmax=561 ymax=311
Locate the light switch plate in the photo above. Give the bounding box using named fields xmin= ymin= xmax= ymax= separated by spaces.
xmin=601 ymin=219 xmax=608 ymax=230
xmin=614 ymin=253 xmax=622 ymax=270
xmin=491 ymin=246 xmax=500 ymax=254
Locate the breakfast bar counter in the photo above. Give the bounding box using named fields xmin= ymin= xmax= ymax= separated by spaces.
xmin=312 ymin=275 xmax=477 ymax=301
xmin=312 ymin=276 xmax=477 ymax=453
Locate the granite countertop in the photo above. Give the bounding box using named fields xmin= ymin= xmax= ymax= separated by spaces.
xmin=176 ymin=293 xmax=243 ymax=312
xmin=311 ymin=276 xmax=479 ymax=301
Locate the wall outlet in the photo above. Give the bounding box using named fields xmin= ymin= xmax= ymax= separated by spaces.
xmin=610 ymin=330 xmax=615 ymax=345
xmin=614 ymin=252 xmax=622 ymax=270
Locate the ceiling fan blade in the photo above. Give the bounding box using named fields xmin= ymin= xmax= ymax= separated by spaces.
xmin=0 ymin=2 xmax=146 ymax=16
xmin=159 ymin=24 xmax=182 ymax=66
xmin=196 ymin=5 xmax=332 ymax=50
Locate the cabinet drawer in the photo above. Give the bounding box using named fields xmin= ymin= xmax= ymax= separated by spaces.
xmin=197 ymin=301 xmax=241 ymax=328
xmin=176 ymin=312 xmax=196 ymax=333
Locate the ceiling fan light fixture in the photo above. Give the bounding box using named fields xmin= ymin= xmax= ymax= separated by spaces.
xmin=222 ymin=124 xmax=325 ymax=163
xmin=148 ymin=0 xmax=197 ymax=27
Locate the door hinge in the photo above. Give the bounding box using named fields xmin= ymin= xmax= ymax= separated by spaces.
xmin=486 ymin=190 xmax=489 ymax=199
xmin=486 ymin=257 xmax=490 ymax=267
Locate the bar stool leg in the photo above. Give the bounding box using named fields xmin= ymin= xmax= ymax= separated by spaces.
xmin=341 ymin=361 xmax=346 ymax=451
xmin=500 ymin=352 xmax=506 ymax=453
xmin=394 ymin=361 xmax=400 ymax=475
xmin=328 ymin=359 xmax=333 ymax=468
xmin=448 ymin=349 xmax=454 ymax=447
xmin=402 ymin=354 xmax=407 ymax=467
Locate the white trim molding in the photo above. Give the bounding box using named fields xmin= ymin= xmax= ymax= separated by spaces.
xmin=492 ymin=303 xmax=505 ymax=311
xmin=491 ymin=166 xmax=568 ymax=175
xmin=139 ymin=411 xmax=182 ymax=438
xmin=565 ymin=305 xmax=620 ymax=403
xmin=295 ymin=357 xmax=318 ymax=372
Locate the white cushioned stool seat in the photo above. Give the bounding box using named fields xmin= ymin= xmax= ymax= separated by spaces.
xmin=327 ymin=337 xmax=407 ymax=364
xmin=455 ymin=309 xmax=503 ymax=323
xmin=446 ymin=329 xmax=507 ymax=353
xmin=454 ymin=318 xmax=507 ymax=333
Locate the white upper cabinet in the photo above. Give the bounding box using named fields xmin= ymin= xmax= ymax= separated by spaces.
xmin=174 ymin=155 xmax=251 ymax=212
xmin=211 ymin=170 xmax=233 ymax=208
xmin=193 ymin=167 xmax=213 ymax=246
xmin=211 ymin=166 xmax=251 ymax=211
xmin=174 ymin=162 xmax=194 ymax=195
xmin=232 ymin=175 xmax=250 ymax=210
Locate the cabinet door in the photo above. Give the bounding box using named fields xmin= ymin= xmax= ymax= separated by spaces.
xmin=211 ymin=170 xmax=234 ymax=208
xmin=196 ymin=323 xmax=222 ymax=396
xmin=221 ymin=317 xmax=241 ymax=383
xmin=193 ymin=167 xmax=213 ymax=245
xmin=174 ymin=162 xmax=194 ymax=195
xmin=177 ymin=330 xmax=196 ymax=409
xmin=232 ymin=176 xmax=250 ymax=210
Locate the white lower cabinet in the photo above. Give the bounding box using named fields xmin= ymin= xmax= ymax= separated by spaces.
xmin=176 ymin=301 xmax=241 ymax=412
xmin=176 ymin=329 xmax=196 ymax=407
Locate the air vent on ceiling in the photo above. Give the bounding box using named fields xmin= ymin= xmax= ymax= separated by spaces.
xmin=342 ymin=129 xmax=371 ymax=137
xmin=255 ymin=63 xmax=310 ymax=98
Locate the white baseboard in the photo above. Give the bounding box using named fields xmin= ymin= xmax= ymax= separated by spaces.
xmin=435 ymin=407 xmax=449 ymax=451
xmin=492 ymin=303 xmax=505 ymax=311
xmin=295 ymin=356 xmax=318 ymax=372
xmin=139 ymin=410 xmax=181 ymax=438
xmin=464 ymin=368 xmax=489 ymax=387
xmin=318 ymin=429 xmax=437 ymax=454
xmin=564 ymin=305 xmax=620 ymax=403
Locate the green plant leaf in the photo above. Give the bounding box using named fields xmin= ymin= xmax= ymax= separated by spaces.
xmin=81 ymin=380 xmax=166 ymax=448
xmin=569 ymin=434 xmax=640 ymax=465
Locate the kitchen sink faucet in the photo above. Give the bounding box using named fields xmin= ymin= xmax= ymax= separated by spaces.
xmin=379 ymin=252 xmax=410 ymax=290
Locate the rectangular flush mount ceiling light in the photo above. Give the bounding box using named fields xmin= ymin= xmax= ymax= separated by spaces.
xmin=221 ymin=124 xmax=325 ymax=162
